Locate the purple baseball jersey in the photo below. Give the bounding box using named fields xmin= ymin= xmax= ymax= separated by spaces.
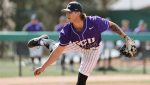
xmin=23 ymin=22 xmax=43 ymax=32
xmin=55 ymin=24 xmax=66 ymax=32
xmin=59 ymin=16 xmax=109 ymax=49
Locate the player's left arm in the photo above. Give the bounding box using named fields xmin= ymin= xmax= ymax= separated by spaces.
xmin=109 ymin=21 xmax=127 ymax=38
xmin=109 ymin=21 xmax=137 ymax=57
xmin=109 ymin=21 xmax=135 ymax=48
xmin=109 ymin=21 xmax=133 ymax=42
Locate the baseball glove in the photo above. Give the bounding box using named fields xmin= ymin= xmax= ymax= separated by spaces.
xmin=120 ymin=36 xmax=137 ymax=58
xmin=120 ymin=44 xmax=137 ymax=58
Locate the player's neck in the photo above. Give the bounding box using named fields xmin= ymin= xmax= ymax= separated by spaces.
xmin=72 ymin=18 xmax=84 ymax=31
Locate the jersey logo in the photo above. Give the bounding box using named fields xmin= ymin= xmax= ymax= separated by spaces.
xmin=73 ymin=37 xmax=95 ymax=47
xmin=89 ymin=27 xmax=93 ymax=30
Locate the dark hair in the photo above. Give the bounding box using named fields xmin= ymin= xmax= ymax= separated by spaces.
xmin=80 ymin=12 xmax=86 ymax=20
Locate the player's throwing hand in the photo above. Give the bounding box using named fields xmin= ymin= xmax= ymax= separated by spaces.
xmin=34 ymin=67 xmax=45 ymax=76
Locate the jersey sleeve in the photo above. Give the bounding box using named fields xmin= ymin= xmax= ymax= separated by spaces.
xmin=94 ymin=16 xmax=109 ymax=33
xmin=59 ymin=26 xmax=70 ymax=46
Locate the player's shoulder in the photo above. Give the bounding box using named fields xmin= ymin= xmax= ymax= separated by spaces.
xmin=60 ymin=22 xmax=71 ymax=34
xmin=63 ymin=22 xmax=71 ymax=30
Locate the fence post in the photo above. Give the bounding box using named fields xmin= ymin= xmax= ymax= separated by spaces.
xmin=19 ymin=55 xmax=22 ymax=76
xmin=143 ymin=58 xmax=146 ymax=74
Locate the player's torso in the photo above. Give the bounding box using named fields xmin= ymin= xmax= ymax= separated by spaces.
xmin=69 ymin=17 xmax=102 ymax=49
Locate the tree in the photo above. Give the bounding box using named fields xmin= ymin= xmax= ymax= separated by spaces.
xmin=0 ymin=0 xmax=16 ymax=31
xmin=76 ymin=0 xmax=118 ymax=11
xmin=13 ymin=0 xmax=67 ymax=31
xmin=13 ymin=0 xmax=119 ymax=31
xmin=0 ymin=0 xmax=16 ymax=58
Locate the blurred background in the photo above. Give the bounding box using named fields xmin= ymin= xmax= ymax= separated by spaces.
xmin=0 ymin=0 xmax=150 ymax=85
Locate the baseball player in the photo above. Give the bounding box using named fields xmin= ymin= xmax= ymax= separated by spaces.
xmin=27 ymin=1 xmax=135 ymax=85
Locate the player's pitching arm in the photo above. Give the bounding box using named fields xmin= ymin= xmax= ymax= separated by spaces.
xmin=34 ymin=45 xmax=66 ymax=76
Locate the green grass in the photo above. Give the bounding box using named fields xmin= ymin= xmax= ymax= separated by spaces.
xmin=0 ymin=59 xmax=79 ymax=77
xmin=0 ymin=59 xmax=150 ymax=77
xmin=0 ymin=60 xmax=18 ymax=77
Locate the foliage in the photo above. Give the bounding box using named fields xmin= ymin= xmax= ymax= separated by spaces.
xmin=12 ymin=0 xmax=67 ymax=31
xmin=0 ymin=0 xmax=16 ymax=31
xmin=11 ymin=0 xmax=118 ymax=31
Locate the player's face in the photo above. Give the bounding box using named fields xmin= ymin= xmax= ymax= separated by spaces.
xmin=65 ymin=11 xmax=80 ymax=22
